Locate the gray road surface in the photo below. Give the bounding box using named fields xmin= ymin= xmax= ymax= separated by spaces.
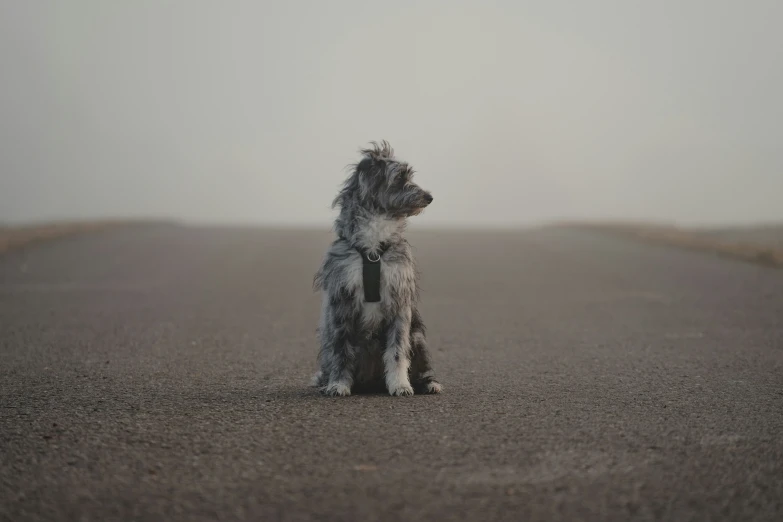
xmin=1 ymin=225 xmax=782 ymax=521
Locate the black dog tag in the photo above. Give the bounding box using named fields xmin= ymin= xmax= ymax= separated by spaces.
xmin=362 ymin=253 xmax=382 ymax=302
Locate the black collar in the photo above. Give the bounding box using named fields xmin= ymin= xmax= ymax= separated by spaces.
xmin=338 ymin=235 xmax=390 ymax=262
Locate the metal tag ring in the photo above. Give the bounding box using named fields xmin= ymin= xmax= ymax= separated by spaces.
xmin=367 ymin=252 xmax=381 ymax=262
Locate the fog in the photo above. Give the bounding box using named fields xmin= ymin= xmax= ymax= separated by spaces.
xmin=2 ymin=1 xmax=781 ymax=228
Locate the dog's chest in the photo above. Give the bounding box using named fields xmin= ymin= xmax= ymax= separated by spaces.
xmin=344 ymin=254 xmax=414 ymax=322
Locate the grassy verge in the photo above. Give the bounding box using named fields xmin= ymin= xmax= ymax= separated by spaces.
xmin=554 ymin=221 xmax=783 ymax=268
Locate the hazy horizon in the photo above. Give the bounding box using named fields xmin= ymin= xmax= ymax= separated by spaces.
xmin=2 ymin=1 xmax=782 ymax=228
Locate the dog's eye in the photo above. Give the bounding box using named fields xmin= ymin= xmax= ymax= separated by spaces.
xmin=392 ymin=176 xmax=407 ymax=188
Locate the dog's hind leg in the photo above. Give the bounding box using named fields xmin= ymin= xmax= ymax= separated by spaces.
xmin=409 ymin=308 xmax=442 ymax=394
xmin=383 ymin=308 xmax=415 ymax=397
xmin=310 ymin=369 xmax=326 ymax=388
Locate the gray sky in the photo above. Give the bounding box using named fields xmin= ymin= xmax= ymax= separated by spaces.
xmin=2 ymin=0 xmax=781 ymax=227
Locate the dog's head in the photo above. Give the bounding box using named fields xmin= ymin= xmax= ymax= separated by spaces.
xmin=333 ymin=141 xmax=433 ymax=218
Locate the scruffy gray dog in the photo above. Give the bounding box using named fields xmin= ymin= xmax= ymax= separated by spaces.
xmin=311 ymin=141 xmax=442 ymax=397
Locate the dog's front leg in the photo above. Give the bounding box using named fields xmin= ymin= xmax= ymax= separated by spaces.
xmin=320 ymin=289 xmax=357 ymax=397
xmin=383 ymin=307 xmax=414 ymax=396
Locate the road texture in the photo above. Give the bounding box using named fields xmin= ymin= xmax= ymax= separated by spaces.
xmin=1 ymin=225 xmax=782 ymax=521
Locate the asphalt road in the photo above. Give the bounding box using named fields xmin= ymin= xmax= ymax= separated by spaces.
xmin=1 ymin=224 xmax=782 ymax=522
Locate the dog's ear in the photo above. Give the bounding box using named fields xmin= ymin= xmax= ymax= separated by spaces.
xmin=332 ymin=161 xmax=366 ymax=209
xmin=354 ymin=157 xmax=373 ymax=175
xmin=332 ymin=178 xmax=352 ymax=209
xmin=356 ymin=156 xmax=388 ymax=200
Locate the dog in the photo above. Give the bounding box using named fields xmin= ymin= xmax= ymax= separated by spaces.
xmin=311 ymin=141 xmax=442 ymax=397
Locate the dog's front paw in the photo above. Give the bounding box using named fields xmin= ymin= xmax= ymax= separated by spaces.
xmin=388 ymin=384 xmax=414 ymax=397
xmin=323 ymin=382 xmax=352 ymax=397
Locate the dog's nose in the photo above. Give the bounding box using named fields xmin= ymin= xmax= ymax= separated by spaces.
xmin=424 ymin=194 xmax=434 ymax=204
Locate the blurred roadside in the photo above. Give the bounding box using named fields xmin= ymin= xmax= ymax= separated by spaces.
xmin=0 ymin=220 xmax=173 ymax=254
xmin=554 ymin=222 xmax=783 ymax=268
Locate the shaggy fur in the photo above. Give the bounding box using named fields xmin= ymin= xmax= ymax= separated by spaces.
xmin=312 ymin=141 xmax=442 ymax=397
